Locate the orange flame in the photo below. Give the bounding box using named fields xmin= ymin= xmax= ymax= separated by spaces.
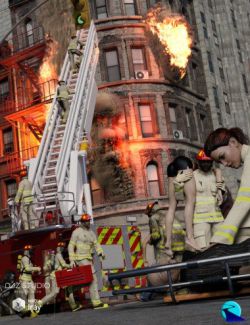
xmin=39 ymin=61 xmax=57 ymax=82
xmin=146 ymin=8 xmax=192 ymax=79
xmin=39 ymin=38 xmax=58 ymax=119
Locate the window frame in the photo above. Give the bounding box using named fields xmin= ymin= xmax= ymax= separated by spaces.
xmin=169 ymin=103 xmax=177 ymax=132
xmin=138 ymin=103 xmax=154 ymax=138
xmin=5 ymin=179 xmax=17 ymax=199
xmin=25 ymin=18 xmax=34 ymax=47
xmin=124 ymin=0 xmax=137 ymax=16
xmin=146 ymin=162 xmax=160 ymax=197
xmin=89 ymin=176 xmax=105 ymax=205
xmin=213 ymin=86 xmax=220 ymax=108
xmin=104 ymin=48 xmax=121 ymax=82
xmin=94 ymin=0 xmax=108 ymax=19
xmin=131 ymin=46 xmax=147 ymax=75
xmin=207 ymin=51 xmax=214 ymax=73
xmin=2 ymin=127 xmax=14 ymax=155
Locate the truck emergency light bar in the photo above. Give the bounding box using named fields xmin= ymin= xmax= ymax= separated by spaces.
xmin=108 ymin=252 xmax=250 ymax=303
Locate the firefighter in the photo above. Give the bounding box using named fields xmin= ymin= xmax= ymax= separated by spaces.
xmin=68 ymin=213 xmax=108 ymax=309
xmin=43 ymin=250 xmax=56 ymax=296
xmin=57 ymin=80 xmax=71 ymax=124
xmin=34 ymin=242 xmax=70 ymax=312
xmin=14 ymin=169 xmax=37 ymax=230
xmin=165 ymin=157 xmax=199 ymax=257
xmin=68 ymin=35 xmax=84 ymax=71
xmin=204 ymin=127 xmax=250 ymax=244
xmin=18 ymin=245 xmax=41 ymax=313
xmin=191 ymin=149 xmax=225 ymax=249
xmin=140 ymin=202 xmax=184 ymax=301
xmin=144 ymin=201 xmax=185 ymax=265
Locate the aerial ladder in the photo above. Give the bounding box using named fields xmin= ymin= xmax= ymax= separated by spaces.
xmin=27 ymin=21 xmax=99 ymax=225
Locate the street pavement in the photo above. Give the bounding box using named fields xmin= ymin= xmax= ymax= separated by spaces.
xmin=0 ymin=296 xmax=250 ymax=325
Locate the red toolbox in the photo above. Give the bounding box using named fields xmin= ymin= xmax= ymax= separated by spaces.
xmin=55 ymin=265 xmax=93 ymax=288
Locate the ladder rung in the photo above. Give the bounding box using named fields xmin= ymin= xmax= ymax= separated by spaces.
xmin=36 ymin=204 xmax=57 ymax=212
xmin=44 ymin=175 xmax=56 ymax=179
xmin=42 ymin=182 xmax=57 ymax=188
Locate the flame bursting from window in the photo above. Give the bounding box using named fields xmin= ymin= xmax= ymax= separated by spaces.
xmin=145 ymin=7 xmax=192 ymax=79
xmin=38 ymin=37 xmax=58 ymax=119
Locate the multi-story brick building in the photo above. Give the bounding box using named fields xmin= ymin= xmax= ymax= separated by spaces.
xmin=0 ymin=0 xmax=60 ymax=221
xmin=87 ymin=0 xmax=212 ymax=232
xmin=0 ymin=0 xmax=231 ymax=238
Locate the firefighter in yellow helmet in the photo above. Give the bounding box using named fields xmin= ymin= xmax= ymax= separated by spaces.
xmin=14 ymin=169 xmax=38 ymax=230
xmin=57 ymin=80 xmax=71 ymax=124
xmin=143 ymin=201 xmax=185 ymax=265
xmin=140 ymin=202 xmax=184 ymax=301
xmin=18 ymin=245 xmax=41 ymax=313
xmin=68 ymin=35 xmax=84 ymax=71
xmin=68 ymin=214 xmax=108 ymax=309
xmin=192 ymin=149 xmax=225 ymax=249
xmin=34 ymin=242 xmax=70 ymax=313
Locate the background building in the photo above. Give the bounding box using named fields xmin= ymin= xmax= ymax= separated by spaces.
xmin=192 ymin=0 xmax=250 ymax=194
xmin=193 ymin=0 xmax=250 ymax=132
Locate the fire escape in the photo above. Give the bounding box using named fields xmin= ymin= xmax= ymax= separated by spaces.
xmin=0 ymin=25 xmax=57 ymax=175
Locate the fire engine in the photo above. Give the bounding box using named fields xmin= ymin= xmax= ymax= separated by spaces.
xmin=0 ymin=22 xmax=147 ymax=315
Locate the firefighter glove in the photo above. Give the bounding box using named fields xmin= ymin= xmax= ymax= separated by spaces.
xmin=70 ymin=261 xmax=76 ymax=268
xmin=98 ymin=253 xmax=105 ymax=260
xmin=151 ymin=231 xmax=161 ymax=241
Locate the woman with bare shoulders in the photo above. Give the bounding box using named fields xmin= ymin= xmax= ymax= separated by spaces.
xmin=204 ymin=127 xmax=250 ymax=244
xmin=165 ymin=156 xmax=200 ymax=257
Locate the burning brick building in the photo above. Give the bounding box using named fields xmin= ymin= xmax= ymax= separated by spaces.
xmin=0 ymin=0 xmax=213 ymax=234
xmin=0 ymin=0 xmax=74 ymax=222
xmin=88 ymin=0 xmax=212 ymax=231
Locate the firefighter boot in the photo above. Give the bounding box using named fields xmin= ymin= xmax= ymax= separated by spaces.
xmin=72 ymin=304 xmax=83 ymax=312
xmin=30 ymin=300 xmax=42 ymax=317
xmin=93 ymin=300 xmax=109 ymax=309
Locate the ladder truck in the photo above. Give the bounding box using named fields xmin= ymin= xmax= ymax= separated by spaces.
xmin=27 ymin=21 xmax=99 ymax=226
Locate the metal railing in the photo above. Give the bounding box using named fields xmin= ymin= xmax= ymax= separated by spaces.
xmin=5 ymin=146 xmax=39 ymax=175
xmin=7 ymin=191 xmax=76 ymax=233
xmin=0 ymin=79 xmax=57 ymax=114
xmin=109 ymin=252 xmax=250 ymax=303
xmin=16 ymin=79 xmax=57 ymax=110
xmin=0 ymin=26 xmax=45 ymax=58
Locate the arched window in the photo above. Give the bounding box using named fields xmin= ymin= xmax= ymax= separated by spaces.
xmin=90 ymin=176 xmax=105 ymax=205
xmin=146 ymin=162 xmax=160 ymax=197
xmin=25 ymin=18 xmax=33 ymax=47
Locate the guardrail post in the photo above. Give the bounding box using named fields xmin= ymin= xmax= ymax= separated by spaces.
xmin=224 ymin=262 xmax=234 ymax=296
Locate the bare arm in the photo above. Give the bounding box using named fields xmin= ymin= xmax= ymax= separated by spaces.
xmin=183 ymin=176 xmax=196 ymax=242
xmin=165 ymin=177 xmax=177 ymax=254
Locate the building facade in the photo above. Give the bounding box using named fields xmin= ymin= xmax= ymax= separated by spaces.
xmin=192 ymin=0 xmax=250 ymax=194
xmin=0 ymin=0 xmax=61 ymax=221
xmin=87 ymin=0 xmax=212 ymax=233
xmin=193 ymin=0 xmax=250 ymax=132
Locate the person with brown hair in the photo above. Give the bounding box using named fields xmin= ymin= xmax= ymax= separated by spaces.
xmin=204 ymin=127 xmax=250 ymax=244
